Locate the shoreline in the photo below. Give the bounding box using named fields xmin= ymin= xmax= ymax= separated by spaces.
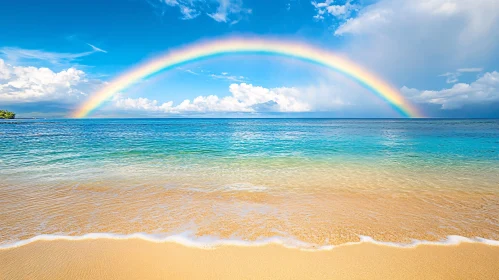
xmin=1 ymin=238 xmax=498 ymax=280
xmin=1 ymin=233 xmax=499 ymax=250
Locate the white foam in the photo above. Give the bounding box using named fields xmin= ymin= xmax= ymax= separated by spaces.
xmin=0 ymin=232 xmax=498 ymax=251
xmin=356 ymin=235 xmax=499 ymax=248
xmin=183 ymin=183 xmax=268 ymax=193
xmin=218 ymin=183 xmax=268 ymax=192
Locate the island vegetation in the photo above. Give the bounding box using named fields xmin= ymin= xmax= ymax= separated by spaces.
xmin=0 ymin=110 xmax=16 ymax=119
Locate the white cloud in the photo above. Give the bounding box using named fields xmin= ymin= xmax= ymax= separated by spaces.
xmin=112 ymin=70 xmax=399 ymax=116
xmin=147 ymin=0 xmax=203 ymax=20
xmin=113 ymin=95 xmax=174 ymax=111
xmin=182 ymin=68 xmax=247 ymax=82
xmin=179 ymin=4 xmax=201 ymax=19
xmin=86 ymin=44 xmax=107 ymax=54
xmin=439 ymin=67 xmax=484 ymax=83
xmin=148 ymin=0 xmax=250 ymax=23
xmin=210 ymin=72 xmax=247 ymax=82
xmin=335 ymin=0 xmax=499 ymax=36
xmin=113 ymin=83 xmax=311 ymax=113
xmin=208 ymin=0 xmax=251 ymax=23
xmin=312 ymin=0 xmax=357 ymax=20
xmin=403 ymin=71 xmax=499 ymax=109
xmin=184 ymin=69 xmax=199 ymax=75
xmin=439 ymin=72 xmax=460 ymax=84
xmin=457 ymin=68 xmax=483 ymax=73
xmin=0 ymin=59 xmax=104 ymax=104
xmin=0 ymin=45 xmax=106 ymax=66
xmin=333 ymin=0 xmax=499 ymax=76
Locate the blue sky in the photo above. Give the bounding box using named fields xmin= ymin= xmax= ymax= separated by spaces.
xmin=1 ymin=0 xmax=498 ymax=118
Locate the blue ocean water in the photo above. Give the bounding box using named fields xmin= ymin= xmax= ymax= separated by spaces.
xmin=1 ymin=119 xmax=498 ymax=246
xmin=1 ymin=118 xmax=498 ymax=165
xmin=2 ymin=118 xmax=499 ymax=192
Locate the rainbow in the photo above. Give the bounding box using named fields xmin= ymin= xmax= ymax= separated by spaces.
xmin=72 ymin=37 xmax=423 ymax=118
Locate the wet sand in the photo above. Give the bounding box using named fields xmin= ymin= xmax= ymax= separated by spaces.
xmin=1 ymin=239 xmax=498 ymax=280
xmin=2 ymin=182 xmax=498 ymax=245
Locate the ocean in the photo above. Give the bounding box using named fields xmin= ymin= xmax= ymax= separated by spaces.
xmin=1 ymin=118 xmax=498 ymax=248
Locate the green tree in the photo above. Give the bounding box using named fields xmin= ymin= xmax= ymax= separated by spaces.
xmin=0 ymin=110 xmax=16 ymax=119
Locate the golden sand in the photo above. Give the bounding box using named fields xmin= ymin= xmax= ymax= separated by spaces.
xmin=1 ymin=239 xmax=498 ymax=280
xmin=1 ymin=183 xmax=498 ymax=245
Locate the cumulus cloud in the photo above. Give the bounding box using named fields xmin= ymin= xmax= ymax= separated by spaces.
xmin=111 ymin=70 xmax=404 ymax=117
xmin=0 ymin=59 xmax=100 ymax=103
xmin=335 ymin=0 xmax=499 ymax=37
xmin=333 ymin=0 xmax=499 ymax=76
xmin=113 ymin=96 xmax=174 ymax=112
xmin=403 ymin=71 xmax=499 ymax=109
xmin=113 ymin=83 xmax=311 ymax=114
xmin=147 ymin=0 xmax=250 ymax=23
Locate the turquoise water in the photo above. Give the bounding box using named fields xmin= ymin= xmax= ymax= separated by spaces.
xmin=1 ymin=119 xmax=498 ymax=246
xmin=1 ymin=118 xmax=498 ymax=170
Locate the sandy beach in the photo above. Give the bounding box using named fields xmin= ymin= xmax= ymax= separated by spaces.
xmin=1 ymin=239 xmax=498 ymax=280
xmin=2 ymin=120 xmax=499 ymax=279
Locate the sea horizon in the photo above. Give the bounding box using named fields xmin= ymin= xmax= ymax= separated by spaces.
xmin=8 ymin=117 xmax=499 ymax=120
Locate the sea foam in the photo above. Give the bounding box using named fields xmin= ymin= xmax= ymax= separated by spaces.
xmin=1 ymin=232 xmax=498 ymax=251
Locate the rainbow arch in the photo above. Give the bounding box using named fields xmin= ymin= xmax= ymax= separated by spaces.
xmin=72 ymin=37 xmax=422 ymax=118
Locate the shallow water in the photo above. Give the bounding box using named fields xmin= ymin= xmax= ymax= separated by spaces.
xmin=1 ymin=119 xmax=498 ymax=247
